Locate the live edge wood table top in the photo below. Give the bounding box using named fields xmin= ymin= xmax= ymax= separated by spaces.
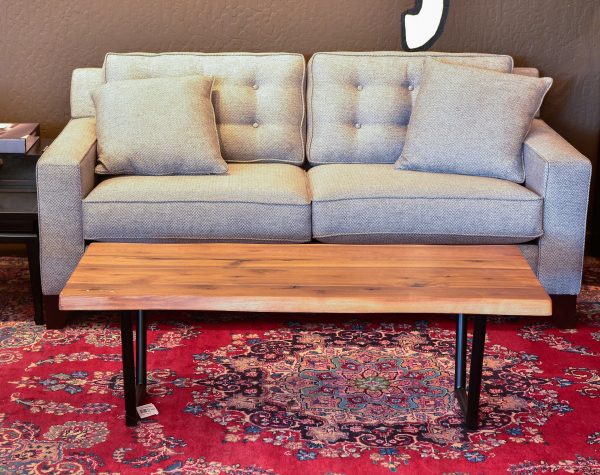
xmin=60 ymin=243 xmax=552 ymax=429
xmin=60 ymin=243 xmax=551 ymax=316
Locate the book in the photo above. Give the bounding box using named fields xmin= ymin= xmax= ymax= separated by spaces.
xmin=0 ymin=123 xmax=40 ymax=154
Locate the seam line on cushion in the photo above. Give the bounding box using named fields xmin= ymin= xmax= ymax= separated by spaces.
xmin=383 ymin=165 xmax=525 ymax=182
xmin=107 ymin=52 xmax=305 ymax=59
xmin=312 ymin=196 xmax=542 ymax=203
xmin=225 ymin=158 xmax=302 ymax=164
xmin=84 ymin=200 xmax=311 ymax=206
xmin=104 ymin=52 xmax=306 ymax=76
xmin=299 ymin=58 xmax=306 ymax=165
xmin=311 ymin=52 xmax=513 ymax=70
xmin=313 ymin=51 xmax=512 ymax=59
xmin=314 ymin=231 xmax=543 ymax=239
xmin=308 ymin=54 xmax=315 ymax=164
xmin=85 ymin=236 xmax=310 ymax=243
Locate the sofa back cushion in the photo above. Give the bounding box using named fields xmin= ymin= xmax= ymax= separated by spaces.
xmin=71 ymin=52 xmax=306 ymax=165
xmin=307 ymin=52 xmax=513 ymax=165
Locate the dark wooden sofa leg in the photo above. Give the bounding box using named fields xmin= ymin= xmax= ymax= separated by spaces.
xmin=43 ymin=295 xmax=69 ymax=329
xmin=550 ymin=294 xmax=578 ymax=329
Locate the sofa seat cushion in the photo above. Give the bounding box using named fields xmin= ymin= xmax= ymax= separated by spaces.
xmin=308 ymin=164 xmax=543 ymax=244
xmin=83 ymin=163 xmax=311 ymax=243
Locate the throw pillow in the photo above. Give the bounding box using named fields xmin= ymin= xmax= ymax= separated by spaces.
xmin=92 ymin=75 xmax=227 ymax=175
xmin=395 ymin=58 xmax=552 ymax=182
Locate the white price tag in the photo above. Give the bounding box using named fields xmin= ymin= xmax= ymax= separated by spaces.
xmin=136 ymin=403 xmax=159 ymax=419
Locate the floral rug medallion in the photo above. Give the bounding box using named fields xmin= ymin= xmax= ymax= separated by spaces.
xmin=187 ymin=321 xmax=566 ymax=466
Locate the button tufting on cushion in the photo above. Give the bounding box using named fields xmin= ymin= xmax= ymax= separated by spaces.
xmin=101 ymin=52 xmax=306 ymax=165
xmin=307 ymin=52 xmax=513 ymax=164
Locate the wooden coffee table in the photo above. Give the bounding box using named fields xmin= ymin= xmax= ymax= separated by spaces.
xmin=60 ymin=243 xmax=551 ymax=429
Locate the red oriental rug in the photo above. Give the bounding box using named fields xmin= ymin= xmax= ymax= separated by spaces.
xmin=1 ymin=256 xmax=599 ymax=474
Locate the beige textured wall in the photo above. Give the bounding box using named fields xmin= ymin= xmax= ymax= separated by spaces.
xmin=0 ymin=0 xmax=598 ymax=224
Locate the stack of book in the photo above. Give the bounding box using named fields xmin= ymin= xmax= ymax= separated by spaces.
xmin=0 ymin=123 xmax=40 ymax=153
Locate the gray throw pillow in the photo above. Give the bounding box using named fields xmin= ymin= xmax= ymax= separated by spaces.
xmin=92 ymin=75 xmax=227 ymax=175
xmin=395 ymin=58 xmax=552 ymax=182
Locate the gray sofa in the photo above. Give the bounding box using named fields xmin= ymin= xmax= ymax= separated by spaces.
xmin=37 ymin=52 xmax=591 ymax=327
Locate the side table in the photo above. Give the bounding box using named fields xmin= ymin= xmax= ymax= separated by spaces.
xmin=0 ymin=138 xmax=52 ymax=325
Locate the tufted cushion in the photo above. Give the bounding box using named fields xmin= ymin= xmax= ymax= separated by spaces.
xmin=71 ymin=52 xmax=306 ymax=165
xmin=307 ymin=52 xmax=513 ymax=165
xmin=308 ymin=164 xmax=543 ymax=244
xmin=103 ymin=53 xmax=305 ymax=165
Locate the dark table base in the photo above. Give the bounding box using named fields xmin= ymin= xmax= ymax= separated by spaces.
xmin=118 ymin=311 xmax=489 ymax=430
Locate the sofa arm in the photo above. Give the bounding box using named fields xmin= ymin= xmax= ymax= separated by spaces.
xmin=36 ymin=118 xmax=97 ymax=295
xmin=524 ymin=119 xmax=592 ymax=295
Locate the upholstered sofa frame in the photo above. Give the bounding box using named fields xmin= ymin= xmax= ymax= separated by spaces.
xmin=37 ymin=52 xmax=591 ymax=329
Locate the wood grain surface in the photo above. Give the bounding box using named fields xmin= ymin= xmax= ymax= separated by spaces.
xmin=60 ymin=243 xmax=552 ymax=316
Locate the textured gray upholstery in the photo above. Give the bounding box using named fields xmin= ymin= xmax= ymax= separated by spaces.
xmin=524 ymin=120 xmax=592 ymax=295
xmin=395 ymin=59 xmax=552 ymax=182
xmin=72 ymin=53 xmax=306 ymax=165
xmin=513 ymin=67 xmax=542 ymax=118
xmin=309 ymin=164 xmax=543 ymax=244
xmin=36 ymin=52 xmax=589 ymax=300
xmin=83 ymin=164 xmax=311 ymax=243
xmin=513 ymin=67 xmax=540 ymax=78
xmin=36 ymin=118 xmax=97 ymax=295
xmin=519 ymin=243 xmax=539 ymax=275
xmin=307 ymin=52 xmax=513 ymax=165
xmin=93 ymin=75 xmax=228 ymax=175
xmin=71 ymin=68 xmax=103 ymax=119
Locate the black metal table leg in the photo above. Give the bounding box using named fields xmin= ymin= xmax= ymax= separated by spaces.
xmin=465 ymin=316 xmax=487 ymax=430
xmin=454 ymin=315 xmax=488 ymax=430
xmin=136 ymin=310 xmax=147 ymax=385
xmin=455 ymin=313 xmax=467 ymax=390
xmin=120 ymin=312 xmax=138 ymax=426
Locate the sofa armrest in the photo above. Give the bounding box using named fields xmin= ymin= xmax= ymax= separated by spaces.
xmin=524 ymin=119 xmax=592 ymax=295
xmin=36 ymin=118 xmax=97 ymax=295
